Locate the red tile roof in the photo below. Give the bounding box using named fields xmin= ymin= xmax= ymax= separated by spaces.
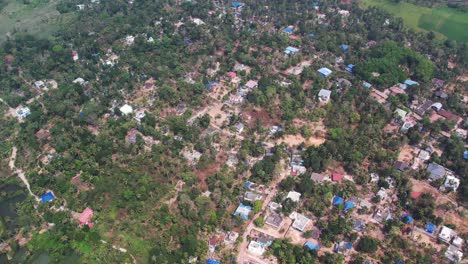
xmin=411 ymin=191 xmax=421 ymax=199
xmin=438 ymin=109 xmax=460 ymax=122
xmin=332 ymin=173 xmax=343 ymax=182
xmin=227 ymin=71 xmax=237 ymax=78
xmin=79 ymin=207 xmax=94 ymax=227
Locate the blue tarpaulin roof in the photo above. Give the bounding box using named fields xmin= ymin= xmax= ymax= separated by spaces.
xmin=464 ymin=150 xmax=468 ymax=160
xmin=304 ymin=241 xmax=319 ymax=250
xmin=41 ymin=192 xmax=55 ymax=203
xmin=313 ymin=2 xmax=319 ymax=6
xmin=318 ymin=67 xmax=332 ymax=77
xmin=244 ymin=181 xmax=253 ymax=188
xmin=402 ymin=214 xmax=414 ymax=224
xmin=206 ymin=259 xmax=221 ymax=264
xmin=426 ymin=222 xmax=436 ymax=234
xmin=308 ymin=33 xmax=315 ymax=37
xmin=404 ymin=79 xmax=419 ymax=86
xmin=233 ymin=203 xmax=252 ymax=220
xmin=344 ymin=201 xmax=355 ymax=211
xmin=283 ymin=27 xmax=293 ymax=34
xmin=333 ymin=196 xmax=344 ymax=206
xmin=205 ymin=82 xmax=218 ymax=89
xmin=365 ymin=260 xmax=372 ymax=264
xmin=232 ymin=2 xmax=243 ymax=8
xmin=363 ymin=81 xmax=372 ymax=88
xmin=346 ymin=242 xmax=352 ymax=249
xmin=340 ymin=44 xmax=349 ymax=52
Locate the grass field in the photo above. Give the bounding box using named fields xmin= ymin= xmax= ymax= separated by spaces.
xmin=0 ymin=0 xmax=74 ymax=42
xmin=360 ymin=0 xmax=468 ymax=42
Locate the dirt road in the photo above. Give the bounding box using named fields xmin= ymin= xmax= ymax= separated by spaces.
xmin=9 ymin=146 xmax=40 ymax=202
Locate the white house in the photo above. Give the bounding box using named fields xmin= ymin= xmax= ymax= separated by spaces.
xmin=125 ymin=35 xmax=135 ymax=45
xmin=119 ymin=104 xmax=133 ymax=115
xmin=286 ymin=191 xmax=301 ymax=202
xmin=318 ymin=89 xmax=332 ymax=103
xmin=443 ymin=175 xmax=460 ymax=192
xmin=248 ymin=241 xmax=265 ymax=255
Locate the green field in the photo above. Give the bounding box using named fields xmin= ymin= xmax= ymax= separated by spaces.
xmin=361 ymin=0 xmax=468 ymax=42
xmin=0 ymin=0 xmax=74 ymax=42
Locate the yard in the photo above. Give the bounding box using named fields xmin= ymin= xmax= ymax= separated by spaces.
xmin=360 ymin=0 xmax=468 ymax=42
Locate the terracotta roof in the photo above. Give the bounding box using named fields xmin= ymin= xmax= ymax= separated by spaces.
xmin=79 ymin=207 xmax=94 ymax=226
xmin=411 ymin=191 xmax=421 ymax=199
xmin=438 ymin=109 xmax=460 ymax=122
xmin=332 ymin=173 xmax=343 ymax=182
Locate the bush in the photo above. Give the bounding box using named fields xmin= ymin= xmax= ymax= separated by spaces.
xmin=356 ymin=236 xmax=379 ymax=253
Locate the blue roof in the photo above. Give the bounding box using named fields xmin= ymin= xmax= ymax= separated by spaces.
xmin=205 ymin=82 xmax=219 ymax=89
xmin=206 ymin=259 xmax=221 ymax=264
xmin=426 ymin=222 xmax=436 ymax=234
xmin=285 ymin=46 xmax=299 ymax=55
xmin=464 ymin=150 xmax=468 ymax=160
xmin=308 ymin=33 xmax=315 ymax=37
xmin=396 ymin=261 xmax=404 ymax=264
xmin=318 ymin=67 xmax=332 ymax=77
xmin=233 ymin=203 xmax=252 ymax=220
xmin=344 ymin=201 xmax=355 ymax=211
xmin=304 ymin=241 xmax=319 ymax=250
xmin=404 ymin=80 xmax=419 ymax=86
xmin=346 ymin=64 xmax=354 ymax=73
xmin=340 ymin=44 xmax=349 ymax=52
xmin=41 ymin=192 xmax=55 ymax=203
xmin=365 ymin=260 xmax=372 ymax=264
xmin=184 ymin=37 xmax=192 ymax=44
xmin=402 ymin=214 xmax=413 ymax=224
xmin=283 ymin=27 xmax=293 ymax=34
xmin=363 ymin=81 xmax=372 ymax=88
xmin=313 ymin=2 xmax=319 ymax=6
xmin=244 ymin=181 xmax=253 ymax=188
xmin=232 ymin=2 xmax=243 ymax=8
xmin=346 ymin=242 xmax=352 ymax=249
xmin=333 ymin=196 xmax=344 ymax=206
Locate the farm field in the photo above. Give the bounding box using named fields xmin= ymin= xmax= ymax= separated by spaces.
xmin=360 ymin=0 xmax=468 ymax=42
xmin=0 ymin=0 xmax=74 ymax=42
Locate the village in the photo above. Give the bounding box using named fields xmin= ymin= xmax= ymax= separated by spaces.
xmin=0 ymin=0 xmax=466 ymax=263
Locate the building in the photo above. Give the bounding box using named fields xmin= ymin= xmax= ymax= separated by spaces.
xmin=443 ymin=175 xmax=460 ymax=192
xmin=119 ymin=104 xmax=133 ymax=115
xmin=36 ymin=129 xmax=51 ymax=140
xmin=418 ymin=150 xmax=431 ymax=161
xmin=304 ymin=241 xmax=319 ymax=251
xmin=332 ymin=173 xmax=343 ymax=182
xmin=72 ymin=50 xmax=79 ymax=61
xmin=394 ymin=108 xmax=407 ymax=120
xmin=439 ymin=226 xmax=457 ymax=244
xmin=318 ymin=67 xmax=333 ymax=77
xmin=34 ymin=80 xmax=45 ymax=89
xmin=224 ymin=231 xmax=239 ymax=244
xmin=284 ymin=46 xmax=299 ymax=55
xmin=353 ymin=219 xmax=365 ymax=232
xmin=248 ymin=241 xmax=265 ymax=255
xmin=340 ymin=44 xmax=349 ymax=52
xmin=290 ymin=212 xmax=311 ymax=232
xmin=333 ymin=196 xmax=344 ymax=206
xmin=16 ymin=106 xmax=31 ymax=120
xmin=78 ymin=207 xmax=94 ymax=228
xmin=268 ymin=202 xmax=282 ymax=211
xmin=373 ymin=208 xmax=392 ymax=223
xmin=40 ymin=192 xmax=55 ymax=203
xmin=286 ymin=191 xmax=301 ymax=202
xmin=245 ymin=80 xmax=258 ymax=90
xmin=265 ymin=213 xmax=283 ymax=229
xmin=244 ymin=191 xmax=262 ymax=202
xmin=445 ymin=245 xmax=463 ymax=263
xmin=404 ymin=79 xmax=419 ymax=86
xmin=283 ymin=26 xmax=294 ymax=34
xmin=376 ymin=188 xmax=387 ymax=200
xmin=335 ymin=241 xmax=352 ymax=254
xmin=394 ymin=161 xmax=409 ymax=172
xmin=234 ymin=122 xmax=244 ymax=134
xmin=427 ymin=163 xmax=446 ymax=181
xmin=310 ymin=172 xmax=327 ymax=183
xmin=125 ymin=35 xmax=135 ymax=45
xmin=318 ymin=89 xmax=332 ymax=103
xmin=233 ymin=203 xmax=252 ymax=220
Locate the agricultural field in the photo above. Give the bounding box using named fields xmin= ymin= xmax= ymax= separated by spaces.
xmin=0 ymin=0 xmax=74 ymax=42
xmin=361 ymin=0 xmax=468 ymax=42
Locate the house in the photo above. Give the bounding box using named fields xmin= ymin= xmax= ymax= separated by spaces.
xmin=234 ymin=122 xmax=244 ymax=134
xmin=304 ymin=241 xmax=319 ymax=251
xmin=370 ymin=173 xmax=379 ymax=184
xmin=284 ymin=46 xmax=299 ymax=55
xmin=208 ymin=235 xmax=225 ymax=253
xmin=311 ymin=172 xmax=327 ymax=183
xmin=78 ymin=207 xmax=94 ymax=227
xmin=125 ymin=35 xmax=135 ymax=45
xmin=205 ymin=81 xmax=219 ymax=90
xmin=244 ymin=191 xmax=262 ymax=202
xmin=438 ymin=109 xmax=461 ymax=123
xmin=415 ymin=100 xmax=441 ymax=116
xmin=373 ymin=208 xmax=392 ymax=223
xmin=291 ymin=165 xmax=306 ymax=176
xmin=286 ymin=191 xmax=301 ymax=202
xmin=340 ymin=44 xmax=349 ymax=52
xmin=233 ymin=203 xmax=252 ymax=220
xmin=226 ymin=71 xmax=237 ymax=79
xmin=191 ymin=18 xmax=205 ymax=25
xmin=344 ymin=201 xmax=355 ymax=212
xmin=245 ymin=80 xmax=258 ymax=89
xmin=268 ymin=202 xmax=282 ymax=211
xmin=318 ymin=89 xmax=332 ymax=103
xmin=464 ymin=150 xmax=468 ymax=160
xmin=333 ymin=196 xmax=344 ymax=206
xmin=36 ymin=129 xmax=51 ymax=140
xmin=335 ymin=241 xmax=352 ymax=254
xmin=126 ymin=128 xmax=137 ymax=144
xmin=394 ymin=161 xmax=409 ymax=172
xmin=445 ymin=245 xmax=463 ymax=263
xmin=353 ymin=219 xmax=366 ymax=232
xmin=411 ymin=191 xmax=421 ymax=199
xmin=34 ymin=80 xmax=45 ymax=89
xmin=401 ymin=214 xmax=414 ymax=224
xmin=71 ymin=50 xmax=79 ymax=61
xmin=40 ymin=192 xmax=55 ymax=203
xmin=376 ymin=188 xmax=387 ymax=200
xmin=443 ymin=175 xmax=460 ymax=192
xmin=283 ymin=26 xmax=294 ymax=35
xmin=332 ymin=173 xmax=343 ymax=182
xmin=318 ymin=67 xmax=333 ymax=77
xmin=394 ymin=108 xmax=407 ymax=120
xmin=338 ymin=10 xmax=350 ymax=16
xmin=16 ymin=106 xmax=31 ymax=120
xmin=265 ymin=213 xmax=283 ymax=229
xmin=427 ymin=163 xmax=446 ymax=181
xmin=248 ymin=241 xmax=265 ymax=255
xmin=76 ymin=4 xmax=85 ymax=10
xmin=119 ymin=104 xmax=133 ymax=115
xmin=73 ymin=77 xmax=86 ymax=85
xmin=345 ymin=64 xmax=354 ymax=73
xmin=389 ymin=86 xmax=405 ymax=95
xmin=336 ymin=78 xmax=352 ymax=88
xmin=134 ymin=110 xmax=146 ymax=123
xmin=425 ymin=222 xmax=436 ymax=235
xmin=206 ymin=259 xmax=221 ymax=264
xmin=232 ymin=1 xmax=244 ymax=8
xmin=404 ymin=79 xmax=419 ymax=86
xmin=439 ymin=226 xmax=457 ymax=244
xmin=418 ymin=150 xmax=431 ymax=161
xmin=362 ymin=81 xmax=372 ymax=89
xmin=400 ymin=121 xmax=416 ymax=133
xmin=224 ymin=231 xmax=239 ymax=244
xmin=290 ymin=212 xmax=311 ymax=232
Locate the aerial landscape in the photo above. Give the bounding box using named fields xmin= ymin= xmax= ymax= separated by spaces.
xmin=0 ymin=0 xmax=467 ymax=263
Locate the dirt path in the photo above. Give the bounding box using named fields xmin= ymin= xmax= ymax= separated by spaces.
xmin=9 ymin=146 xmax=40 ymax=202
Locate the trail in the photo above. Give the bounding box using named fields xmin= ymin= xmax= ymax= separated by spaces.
xmin=9 ymin=146 xmax=40 ymax=202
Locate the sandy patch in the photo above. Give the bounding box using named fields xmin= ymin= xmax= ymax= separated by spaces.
xmin=398 ymin=144 xmax=417 ymax=163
